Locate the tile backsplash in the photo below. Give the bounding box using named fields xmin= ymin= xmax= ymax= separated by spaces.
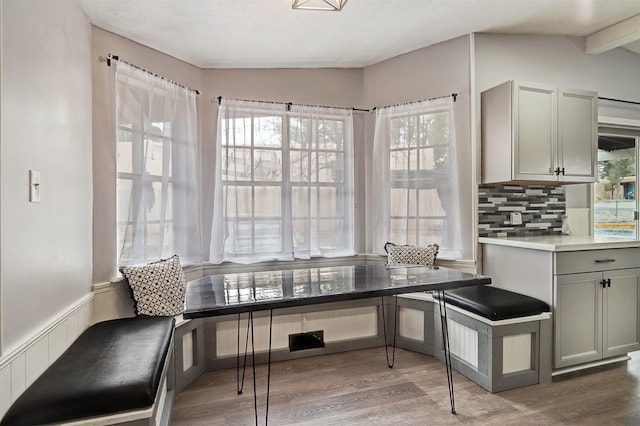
xmin=478 ymin=184 xmax=566 ymax=237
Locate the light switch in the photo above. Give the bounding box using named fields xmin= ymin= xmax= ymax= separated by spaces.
xmin=510 ymin=211 xmax=522 ymax=225
xmin=30 ymin=170 xmax=41 ymax=203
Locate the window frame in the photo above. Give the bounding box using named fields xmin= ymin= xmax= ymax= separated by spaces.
xmin=217 ymin=101 xmax=355 ymax=262
xmin=386 ymin=108 xmax=452 ymax=248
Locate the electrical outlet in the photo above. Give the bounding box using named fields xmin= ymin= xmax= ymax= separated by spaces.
xmin=510 ymin=211 xmax=522 ymax=225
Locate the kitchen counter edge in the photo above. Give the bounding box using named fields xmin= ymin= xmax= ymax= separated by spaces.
xmin=479 ymin=236 xmax=640 ymax=252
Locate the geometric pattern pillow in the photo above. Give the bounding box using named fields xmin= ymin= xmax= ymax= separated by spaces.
xmin=384 ymin=242 xmax=439 ymax=267
xmin=119 ymin=255 xmax=186 ymax=316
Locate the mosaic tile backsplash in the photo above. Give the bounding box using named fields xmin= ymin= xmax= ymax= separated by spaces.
xmin=478 ymin=185 xmax=566 ymax=237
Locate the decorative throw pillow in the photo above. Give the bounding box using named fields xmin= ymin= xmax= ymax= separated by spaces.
xmin=384 ymin=242 xmax=439 ymax=267
xmin=119 ymin=255 xmax=186 ymax=316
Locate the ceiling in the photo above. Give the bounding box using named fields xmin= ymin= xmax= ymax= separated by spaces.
xmin=78 ymin=0 xmax=640 ymax=69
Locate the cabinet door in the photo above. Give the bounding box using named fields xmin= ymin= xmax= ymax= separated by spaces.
xmin=554 ymin=272 xmax=602 ymax=368
xmin=603 ymin=268 xmax=640 ymax=358
xmin=557 ymin=88 xmax=598 ymax=183
xmin=513 ymin=82 xmax=557 ymax=182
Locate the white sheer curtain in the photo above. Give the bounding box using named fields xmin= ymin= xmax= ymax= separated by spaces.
xmin=210 ymin=98 xmax=355 ymax=264
xmin=114 ymin=61 xmax=201 ymax=266
xmin=371 ymin=97 xmax=462 ymax=259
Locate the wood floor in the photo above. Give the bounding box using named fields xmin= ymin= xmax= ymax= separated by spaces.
xmin=172 ymin=347 xmax=640 ymax=425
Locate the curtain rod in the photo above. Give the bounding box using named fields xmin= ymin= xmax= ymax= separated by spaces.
xmin=372 ymin=93 xmax=458 ymax=111
xmin=106 ymin=54 xmax=200 ymax=95
xmin=214 ymin=96 xmax=361 ymax=112
xmin=215 ymin=93 xmax=458 ymax=112
xmin=598 ymin=96 xmax=640 ymax=106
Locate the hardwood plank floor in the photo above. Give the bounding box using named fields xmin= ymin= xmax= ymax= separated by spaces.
xmin=172 ymin=348 xmax=640 ymax=425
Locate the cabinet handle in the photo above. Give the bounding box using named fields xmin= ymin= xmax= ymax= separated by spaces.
xmin=560 ymin=167 xmax=565 ymax=175
xmin=595 ymin=259 xmax=616 ymax=263
xmin=600 ymin=279 xmax=612 ymax=288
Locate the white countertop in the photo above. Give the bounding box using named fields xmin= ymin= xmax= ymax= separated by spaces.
xmin=479 ymin=235 xmax=640 ymax=252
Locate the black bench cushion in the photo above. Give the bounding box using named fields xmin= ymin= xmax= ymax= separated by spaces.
xmin=1 ymin=316 xmax=175 ymax=425
xmin=436 ymin=286 xmax=550 ymax=321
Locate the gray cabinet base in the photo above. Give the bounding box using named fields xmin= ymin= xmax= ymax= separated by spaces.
xmin=434 ymin=304 xmax=552 ymax=393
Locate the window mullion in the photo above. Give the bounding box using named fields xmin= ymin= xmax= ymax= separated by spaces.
xmin=314 ymin=120 xmax=320 ymax=248
xmin=134 ymin=112 xmax=148 ymax=261
xmin=282 ymin=113 xmax=291 ymax=255
xmin=407 ymin=119 xmax=413 ymax=244
xmin=250 ymin=114 xmax=256 ymax=255
xmin=415 ymin=114 xmax=421 ymax=245
xmin=158 ymin=128 xmax=171 ymax=255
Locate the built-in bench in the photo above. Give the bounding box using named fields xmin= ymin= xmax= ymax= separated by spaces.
xmin=0 ymin=316 xmax=175 ymax=425
xmin=433 ymin=286 xmax=552 ymax=393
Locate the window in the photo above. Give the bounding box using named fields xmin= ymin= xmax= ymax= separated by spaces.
xmin=587 ymin=101 xmax=640 ymax=240
xmin=211 ymin=99 xmax=355 ymax=264
xmin=116 ymin=121 xmax=174 ymax=261
xmin=371 ymin=97 xmax=462 ymax=259
xmin=388 ymin=110 xmax=450 ymax=246
xmin=115 ymin=62 xmax=201 ymax=266
xmin=593 ymin=132 xmax=639 ymax=239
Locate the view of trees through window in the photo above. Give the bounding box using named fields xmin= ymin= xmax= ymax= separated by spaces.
xmin=117 ymin=121 xmax=175 ymax=262
xmin=388 ymin=110 xmax=450 ymax=246
xmin=220 ymin=109 xmax=351 ymax=257
xmin=594 ymin=134 xmax=638 ymax=238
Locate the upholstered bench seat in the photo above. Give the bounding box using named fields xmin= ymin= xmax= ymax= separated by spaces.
xmin=433 ymin=285 xmax=552 ymax=392
xmin=437 ymin=285 xmax=550 ymax=320
xmin=1 ymin=316 xmax=175 ymax=425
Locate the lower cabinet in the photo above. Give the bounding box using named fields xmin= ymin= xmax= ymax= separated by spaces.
xmin=554 ymin=267 xmax=640 ymax=369
xmin=482 ymin=243 xmax=640 ymax=372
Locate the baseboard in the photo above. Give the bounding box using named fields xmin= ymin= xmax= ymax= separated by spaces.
xmin=552 ymin=355 xmax=631 ymax=376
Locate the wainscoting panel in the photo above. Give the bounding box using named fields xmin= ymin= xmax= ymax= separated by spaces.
xmin=448 ymin=319 xmax=479 ymax=368
xmin=182 ymin=330 xmax=194 ymax=372
xmin=303 ymin=306 xmax=378 ymax=343
xmin=216 ymin=313 xmax=303 ymax=357
xmin=0 ymin=365 xmax=10 ymax=415
xmin=0 ymin=294 xmax=93 ymax=419
xmin=503 ymin=333 xmax=533 ymax=374
xmin=24 ymin=337 xmax=49 ymax=387
xmin=399 ymin=307 xmax=425 ymax=341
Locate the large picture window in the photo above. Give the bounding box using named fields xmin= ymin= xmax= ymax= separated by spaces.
xmin=115 ymin=62 xmax=201 ymax=266
xmin=371 ymin=97 xmax=462 ymax=259
xmin=211 ymin=99 xmax=355 ymax=264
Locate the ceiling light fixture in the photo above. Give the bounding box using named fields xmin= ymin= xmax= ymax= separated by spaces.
xmin=292 ymin=0 xmax=348 ymax=11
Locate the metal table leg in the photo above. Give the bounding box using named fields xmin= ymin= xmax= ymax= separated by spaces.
xmin=437 ymin=290 xmax=456 ymax=414
xmin=381 ymin=294 xmax=398 ymax=368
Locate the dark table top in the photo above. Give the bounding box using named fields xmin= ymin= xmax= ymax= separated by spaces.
xmin=183 ymin=264 xmax=491 ymax=319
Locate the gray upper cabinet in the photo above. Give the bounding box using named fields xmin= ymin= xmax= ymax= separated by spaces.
xmin=481 ymin=81 xmax=597 ymax=184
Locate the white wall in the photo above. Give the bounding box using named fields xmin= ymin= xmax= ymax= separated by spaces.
xmin=474 ymin=34 xmax=640 ymax=158
xmin=474 ymin=33 xmax=640 ymax=219
xmin=91 ymin=33 xmax=476 ymax=276
xmin=1 ymin=0 xmax=93 ymax=354
xmin=201 ymin=68 xmax=366 ymax=256
xmin=474 ymin=34 xmax=640 ymax=99
xmin=91 ymin=28 xmax=365 ymax=279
